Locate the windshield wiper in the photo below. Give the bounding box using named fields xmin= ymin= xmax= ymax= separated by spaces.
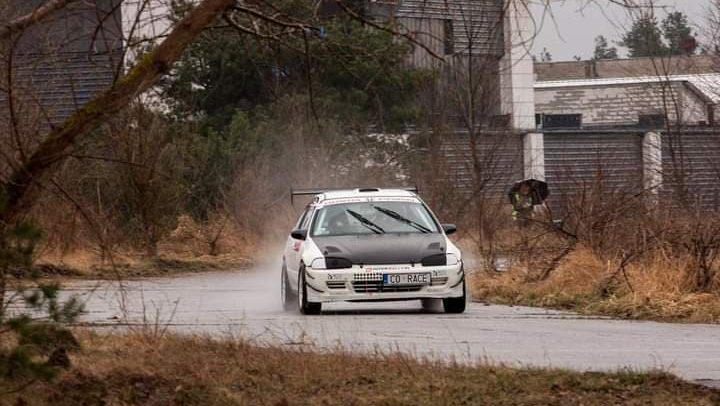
xmin=346 ymin=209 xmax=385 ymax=234
xmin=374 ymin=206 xmax=431 ymax=233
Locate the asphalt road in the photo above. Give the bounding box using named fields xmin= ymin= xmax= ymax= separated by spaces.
xmin=63 ymin=265 xmax=720 ymax=385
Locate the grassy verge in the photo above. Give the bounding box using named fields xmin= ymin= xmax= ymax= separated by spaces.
xmin=20 ymin=215 xmax=260 ymax=280
xmin=1 ymin=332 xmax=718 ymax=405
xmin=12 ymin=254 xmax=253 ymax=280
xmin=470 ymin=247 xmax=720 ymax=323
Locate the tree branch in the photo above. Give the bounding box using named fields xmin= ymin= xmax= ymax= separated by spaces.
xmin=0 ymin=0 xmax=80 ymax=40
xmin=0 ymin=0 xmax=237 ymax=225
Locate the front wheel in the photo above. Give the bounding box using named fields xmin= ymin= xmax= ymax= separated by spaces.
xmin=298 ymin=265 xmax=322 ymax=315
xmin=443 ymin=278 xmax=466 ymax=314
xmin=281 ymin=264 xmax=296 ymax=311
xmin=421 ymin=298 xmax=440 ymax=312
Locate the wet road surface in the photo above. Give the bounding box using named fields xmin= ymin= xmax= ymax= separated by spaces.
xmin=62 ymin=265 xmax=720 ymax=383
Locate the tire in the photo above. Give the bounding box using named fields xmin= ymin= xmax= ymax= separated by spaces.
xmin=298 ymin=265 xmax=322 ymax=315
xmin=281 ymin=264 xmax=297 ymax=311
xmin=443 ymin=278 xmax=466 ymax=314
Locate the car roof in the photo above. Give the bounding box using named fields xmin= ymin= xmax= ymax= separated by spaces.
xmin=316 ymin=188 xmax=418 ymax=204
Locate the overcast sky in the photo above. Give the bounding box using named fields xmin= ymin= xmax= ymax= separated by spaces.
xmin=529 ymin=0 xmax=711 ymax=61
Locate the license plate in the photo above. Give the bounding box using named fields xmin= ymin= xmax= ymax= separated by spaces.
xmin=383 ymin=273 xmax=430 ymax=286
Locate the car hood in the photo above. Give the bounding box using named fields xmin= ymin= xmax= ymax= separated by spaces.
xmin=311 ymin=233 xmax=446 ymax=265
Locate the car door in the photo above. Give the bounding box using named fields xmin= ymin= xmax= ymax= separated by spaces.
xmin=285 ymin=205 xmax=313 ymax=288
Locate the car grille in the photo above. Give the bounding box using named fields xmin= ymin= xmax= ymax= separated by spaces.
xmin=352 ymin=272 xmax=382 ymax=293
xmin=326 ymin=280 xmax=346 ymax=289
xmin=351 ymin=280 xmax=425 ymax=293
xmin=353 ymin=272 xmax=383 ymax=281
xmin=351 ymin=273 xmax=424 ymax=293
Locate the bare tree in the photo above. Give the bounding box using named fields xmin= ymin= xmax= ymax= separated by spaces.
xmin=0 ymin=0 xmax=238 ymax=227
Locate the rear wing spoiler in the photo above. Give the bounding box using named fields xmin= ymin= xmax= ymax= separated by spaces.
xmin=290 ymin=187 xmax=419 ymax=204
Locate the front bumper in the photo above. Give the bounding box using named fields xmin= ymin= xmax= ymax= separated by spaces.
xmin=304 ymin=263 xmax=464 ymax=303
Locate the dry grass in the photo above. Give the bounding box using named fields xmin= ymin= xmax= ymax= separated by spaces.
xmin=471 ymin=247 xmax=720 ymax=323
xmin=18 ymin=251 xmax=253 ymax=280
xmin=23 ymin=215 xmax=257 ymax=280
xmin=1 ymin=331 xmax=718 ymax=405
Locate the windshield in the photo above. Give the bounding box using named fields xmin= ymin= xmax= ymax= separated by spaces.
xmin=310 ymin=201 xmax=440 ymax=237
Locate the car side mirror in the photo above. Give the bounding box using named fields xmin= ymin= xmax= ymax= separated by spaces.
xmin=442 ymin=224 xmax=457 ymax=235
xmin=291 ymin=229 xmax=307 ymax=240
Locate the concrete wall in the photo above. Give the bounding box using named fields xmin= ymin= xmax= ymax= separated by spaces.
xmin=499 ymin=0 xmax=536 ymax=131
xmin=535 ymin=82 xmax=710 ymax=126
xmin=535 ymin=55 xmax=718 ymax=81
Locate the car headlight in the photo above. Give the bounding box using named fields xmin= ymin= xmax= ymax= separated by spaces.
xmin=311 ymin=257 xmax=352 ymax=270
xmin=326 ymin=257 xmax=352 ymax=269
xmin=421 ymin=253 xmax=460 ymax=267
xmin=421 ymin=254 xmax=446 ymax=266
xmin=310 ymin=258 xmax=326 ymax=269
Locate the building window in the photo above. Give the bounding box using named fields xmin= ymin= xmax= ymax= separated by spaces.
xmin=542 ymin=114 xmax=582 ymax=129
xmin=443 ymin=19 xmax=454 ymax=55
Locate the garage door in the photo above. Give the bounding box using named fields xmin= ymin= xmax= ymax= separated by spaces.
xmin=544 ymin=132 xmax=644 ymax=202
xmin=441 ymin=132 xmax=524 ymax=199
xmin=662 ymin=132 xmax=720 ymax=210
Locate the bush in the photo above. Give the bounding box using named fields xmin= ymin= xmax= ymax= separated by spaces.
xmin=0 ymin=200 xmax=83 ymax=386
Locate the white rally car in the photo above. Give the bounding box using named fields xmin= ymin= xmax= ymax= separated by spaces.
xmin=281 ymin=188 xmax=466 ymax=315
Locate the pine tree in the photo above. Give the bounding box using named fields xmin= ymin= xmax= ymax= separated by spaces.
xmin=593 ymin=35 xmax=618 ymax=60
xmin=621 ymin=15 xmax=668 ymax=57
xmin=0 ymin=197 xmax=83 ymax=385
xmin=662 ymin=11 xmax=697 ymax=55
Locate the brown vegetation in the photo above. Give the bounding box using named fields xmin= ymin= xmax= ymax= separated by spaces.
xmin=468 ymin=183 xmax=720 ymax=323
xmin=27 ymin=215 xmax=256 ymax=279
xmin=471 ymin=246 xmax=720 ymax=323
xmin=1 ymin=331 xmax=718 ymax=405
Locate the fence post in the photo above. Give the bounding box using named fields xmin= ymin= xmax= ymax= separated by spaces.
xmin=642 ymin=131 xmax=663 ymax=201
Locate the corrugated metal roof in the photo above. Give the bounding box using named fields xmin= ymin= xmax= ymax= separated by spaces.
xmin=535 ymin=74 xmax=720 ymax=104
